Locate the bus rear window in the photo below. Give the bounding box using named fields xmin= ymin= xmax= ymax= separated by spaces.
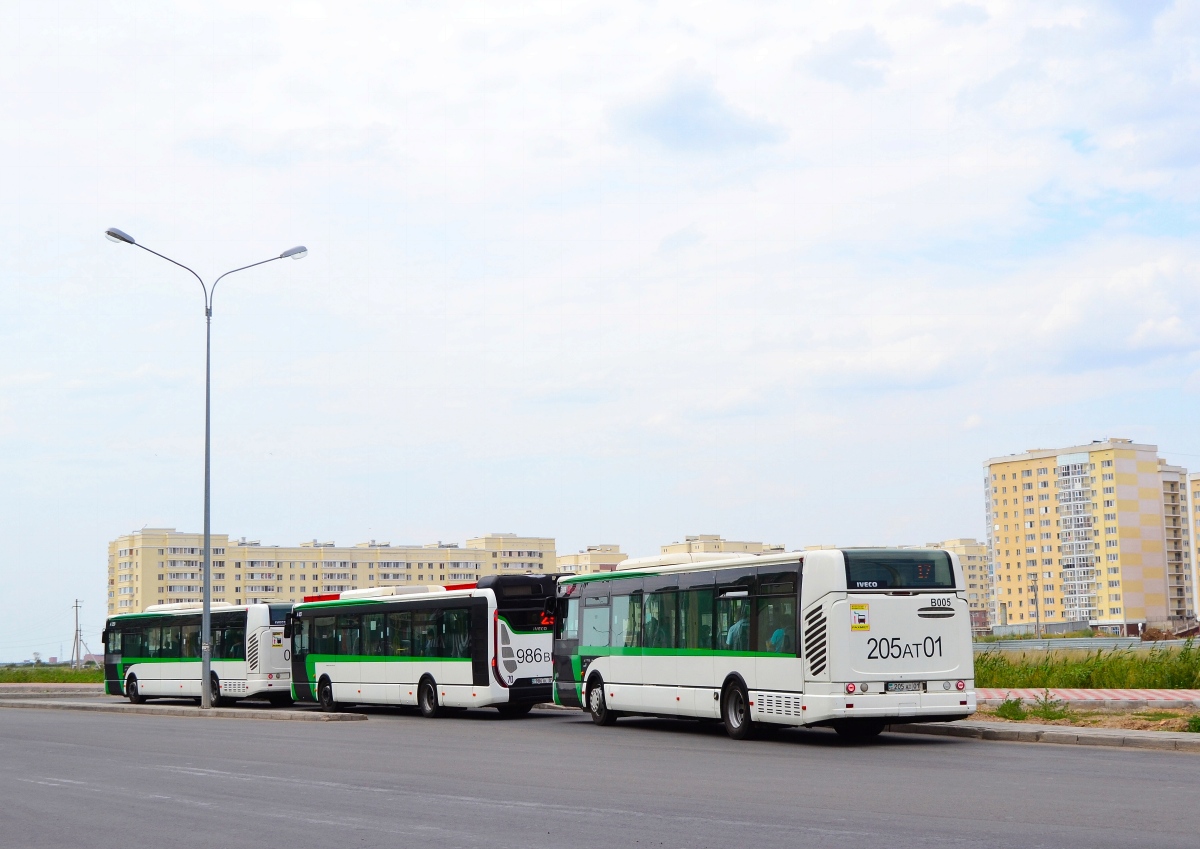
xmin=843 ymin=550 xmax=955 ymax=590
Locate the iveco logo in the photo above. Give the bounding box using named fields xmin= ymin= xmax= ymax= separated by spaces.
xmin=856 ymin=581 xmax=879 ymax=588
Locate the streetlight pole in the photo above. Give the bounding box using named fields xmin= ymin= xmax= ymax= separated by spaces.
xmin=105 ymin=228 xmax=307 ymax=708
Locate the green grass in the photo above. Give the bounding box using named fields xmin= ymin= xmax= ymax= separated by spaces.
xmin=994 ymin=695 xmax=1026 ymax=720
xmin=0 ymin=666 xmax=105 ymax=683
xmin=1133 ymin=710 xmax=1182 ymax=722
xmin=1188 ymin=716 xmax=1200 ymax=733
xmin=974 ymin=641 xmax=1200 ymax=689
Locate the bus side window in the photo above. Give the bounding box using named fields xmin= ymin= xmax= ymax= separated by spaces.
xmin=611 ymin=594 xmax=642 ymax=648
xmin=412 ymin=610 xmax=438 ymax=657
xmin=336 ymin=615 xmax=362 ymax=656
xmin=146 ymin=626 xmax=163 ymax=659
xmin=313 ymin=617 xmax=336 ymax=655
xmin=443 ymin=609 xmax=471 ymax=659
xmin=679 ymin=589 xmax=714 ymax=650
xmin=388 ymin=612 xmax=411 ymax=656
xmin=643 ymin=592 xmax=677 ymax=649
xmin=295 ymin=618 xmax=310 ymax=655
xmin=581 ymin=599 xmax=610 ymax=647
xmin=755 ymin=596 xmax=796 ymax=654
xmin=716 ymin=597 xmax=751 ymax=651
xmin=364 ymin=615 xmax=387 ymax=656
xmin=181 ymin=624 xmax=200 ymax=659
xmin=557 ymin=599 xmax=579 ymax=640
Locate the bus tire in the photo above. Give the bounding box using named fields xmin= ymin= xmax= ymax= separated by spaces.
xmin=833 ymin=719 xmax=886 ymax=741
xmin=418 ymin=678 xmax=442 ymax=718
xmin=587 ymin=677 xmax=617 ymax=726
xmin=209 ymin=673 xmax=228 ymax=708
xmin=497 ymin=702 xmax=533 ymax=718
xmin=721 ymin=681 xmax=753 ymax=740
xmin=318 ymin=677 xmax=339 ymax=712
xmin=126 ymin=675 xmax=145 ymax=704
xmin=268 ymin=693 xmax=294 ymax=708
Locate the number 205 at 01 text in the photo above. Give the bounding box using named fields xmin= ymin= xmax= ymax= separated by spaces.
xmin=866 ymin=636 xmax=942 ymax=660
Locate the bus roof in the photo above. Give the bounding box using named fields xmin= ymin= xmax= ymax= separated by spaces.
xmin=557 ymin=547 xmax=951 ymax=585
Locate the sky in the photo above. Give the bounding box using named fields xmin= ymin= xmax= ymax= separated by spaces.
xmin=2 ymin=1 xmax=1199 ymax=660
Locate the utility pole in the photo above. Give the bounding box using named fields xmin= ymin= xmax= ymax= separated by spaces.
xmin=71 ymin=599 xmax=82 ymax=669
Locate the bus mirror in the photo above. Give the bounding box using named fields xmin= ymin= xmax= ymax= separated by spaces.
xmin=283 ymin=615 xmax=293 ymax=639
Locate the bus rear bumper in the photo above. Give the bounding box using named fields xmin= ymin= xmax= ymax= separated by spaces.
xmin=772 ymin=690 xmax=977 ymax=726
xmin=748 ymin=690 xmax=974 ymax=729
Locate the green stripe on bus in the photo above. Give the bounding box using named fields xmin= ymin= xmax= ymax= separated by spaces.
xmin=577 ymin=646 xmax=792 ymax=658
xmin=303 ymin=654 xmax=471 ymax=685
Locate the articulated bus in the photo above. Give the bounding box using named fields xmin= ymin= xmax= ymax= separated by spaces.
xmin=103 ymin=603 xmax=293 ymax=706
xmin=553 ymin=548 xmax=975 ymax=740
xmin=288 ymin=574 xmax=557 ymax=715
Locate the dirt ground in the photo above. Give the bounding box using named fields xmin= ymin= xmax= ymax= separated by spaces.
xmin=974 ymin=703 xmax=1200 ymax=732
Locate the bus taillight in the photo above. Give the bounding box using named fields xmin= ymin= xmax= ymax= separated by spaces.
xmin=956 ymin=680 xmax=966 ymax=691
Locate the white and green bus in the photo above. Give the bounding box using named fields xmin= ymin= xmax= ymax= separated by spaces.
xmin=288 ymin=575 xmax=558 ymax=716
xmin=103 ymin=603 xmax=294 ymax=706
xmin=552 ymin=548 xmax=975 ymax=740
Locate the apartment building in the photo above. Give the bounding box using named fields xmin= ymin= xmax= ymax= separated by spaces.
xmin=983 ymin=438 xmax=1188 ymax=636
xmin=660 ymin=535 xmax=785 ymax=556
xmin=929 ymin=538 xmax=992 ymax=625
xmin=557 ymin=544 xmax=628 ymax=575
xmin=107 ymin=529 xmax=556 ymax=615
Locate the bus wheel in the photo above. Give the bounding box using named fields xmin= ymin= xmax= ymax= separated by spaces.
xmin=268 ymin=693 xmax=294 ymax=708
xmin=318 ymin=678 xmax=338 ymax=713
xmin=497 ymin=703 xmax=533 ymax=718
xmin=833 ymin=719 xmax=886 ymax=741
xmin=721 ymin=681 xmax=753 ymax=740
xmin=209 ymin=674 xmax=228 ymax=708
xmin=126 ymin=675 xmax=145 ymax=705
xmin=418 ymin=679 xmax=442 ymax=718
xmin=587 ymin=678 xmax=617 ymax=726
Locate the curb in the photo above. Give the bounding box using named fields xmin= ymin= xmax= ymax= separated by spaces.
xmin=889 ymin=721 xmax=1200 ymax=753
xmin=979 ymin=698 xmax=1200 ymax=709
xmin=0 ymin=699 xmax=366 ymax=721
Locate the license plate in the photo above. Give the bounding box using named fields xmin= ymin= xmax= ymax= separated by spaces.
xmin=531 ymin=677 xmax=553 ymax=685
xmin=886 ymin=681 xmax=923 ymax=693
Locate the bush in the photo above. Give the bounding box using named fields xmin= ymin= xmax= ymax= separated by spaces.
xmin=1187 ymin=716 xmax=1200 ymax=734
xmin=995 ymin=695 xmax=1027 ymax=720
xmin=1027 ymin=689 xmax=1069 ymax=721
xmin=0 ymin=666 xmax=105 ymax=684
xmin=975 ymin=641 xmax=1200 ymax=689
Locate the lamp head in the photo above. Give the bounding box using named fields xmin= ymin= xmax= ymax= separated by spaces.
xmin=281 ymin=246 xmax=308 ymax=260
xmin=105 ymin=228 xmax=136 ymax=245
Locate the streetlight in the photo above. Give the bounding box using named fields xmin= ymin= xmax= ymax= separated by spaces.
xmin=105 ymin=228 xmax=307 ymax=708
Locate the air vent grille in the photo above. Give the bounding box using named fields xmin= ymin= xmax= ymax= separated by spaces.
xmin=755 ymin=692 xmax=802 ymax=717
xmin=804 ymin=607 xmax=827 ymax=676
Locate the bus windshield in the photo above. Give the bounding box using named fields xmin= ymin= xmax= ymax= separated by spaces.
xmin=843 ymin=549 xmax=955 ymax=590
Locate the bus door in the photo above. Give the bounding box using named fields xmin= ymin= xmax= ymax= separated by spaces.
xmin=102 ymin=625 xmax=122 ymax=696
xmin=287 ymin=611 xmax=314 ymax=701
xmin=553 ymin=587 xmax=581 ymax=708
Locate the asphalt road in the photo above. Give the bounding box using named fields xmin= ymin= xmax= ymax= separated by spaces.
xmin=2 ymin=704 xmax=1198 ymax=848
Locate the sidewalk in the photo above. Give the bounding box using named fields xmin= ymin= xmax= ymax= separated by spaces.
xmin=0 ymin=683 xmax=105 ymax=698
xmin=890 ymin=719 xmax=1200 ymax=753
xmin=0 ymin=697 xmax=365 ymax=721
xmin=978 ymin=688 xmax=1200 ymax=708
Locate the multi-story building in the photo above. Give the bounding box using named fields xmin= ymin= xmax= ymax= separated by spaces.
xmin=1161 ymin=463 xmax=1194 ymax=626
xmin=557 ymin=544 xmax=628 ymax=575
xmin=929 ymin=538 xmax=991 ymax=627
xmin=983 ymin=438 xmax=1187 ymax=636
xmin=660 ymin=535 xmax=785 ymax=556
xmin=107 ymin=529 xmax=556 ymax=615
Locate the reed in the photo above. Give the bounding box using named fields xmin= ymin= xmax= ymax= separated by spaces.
xmin=974 ymin=641 xmax=1200 ymax=689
